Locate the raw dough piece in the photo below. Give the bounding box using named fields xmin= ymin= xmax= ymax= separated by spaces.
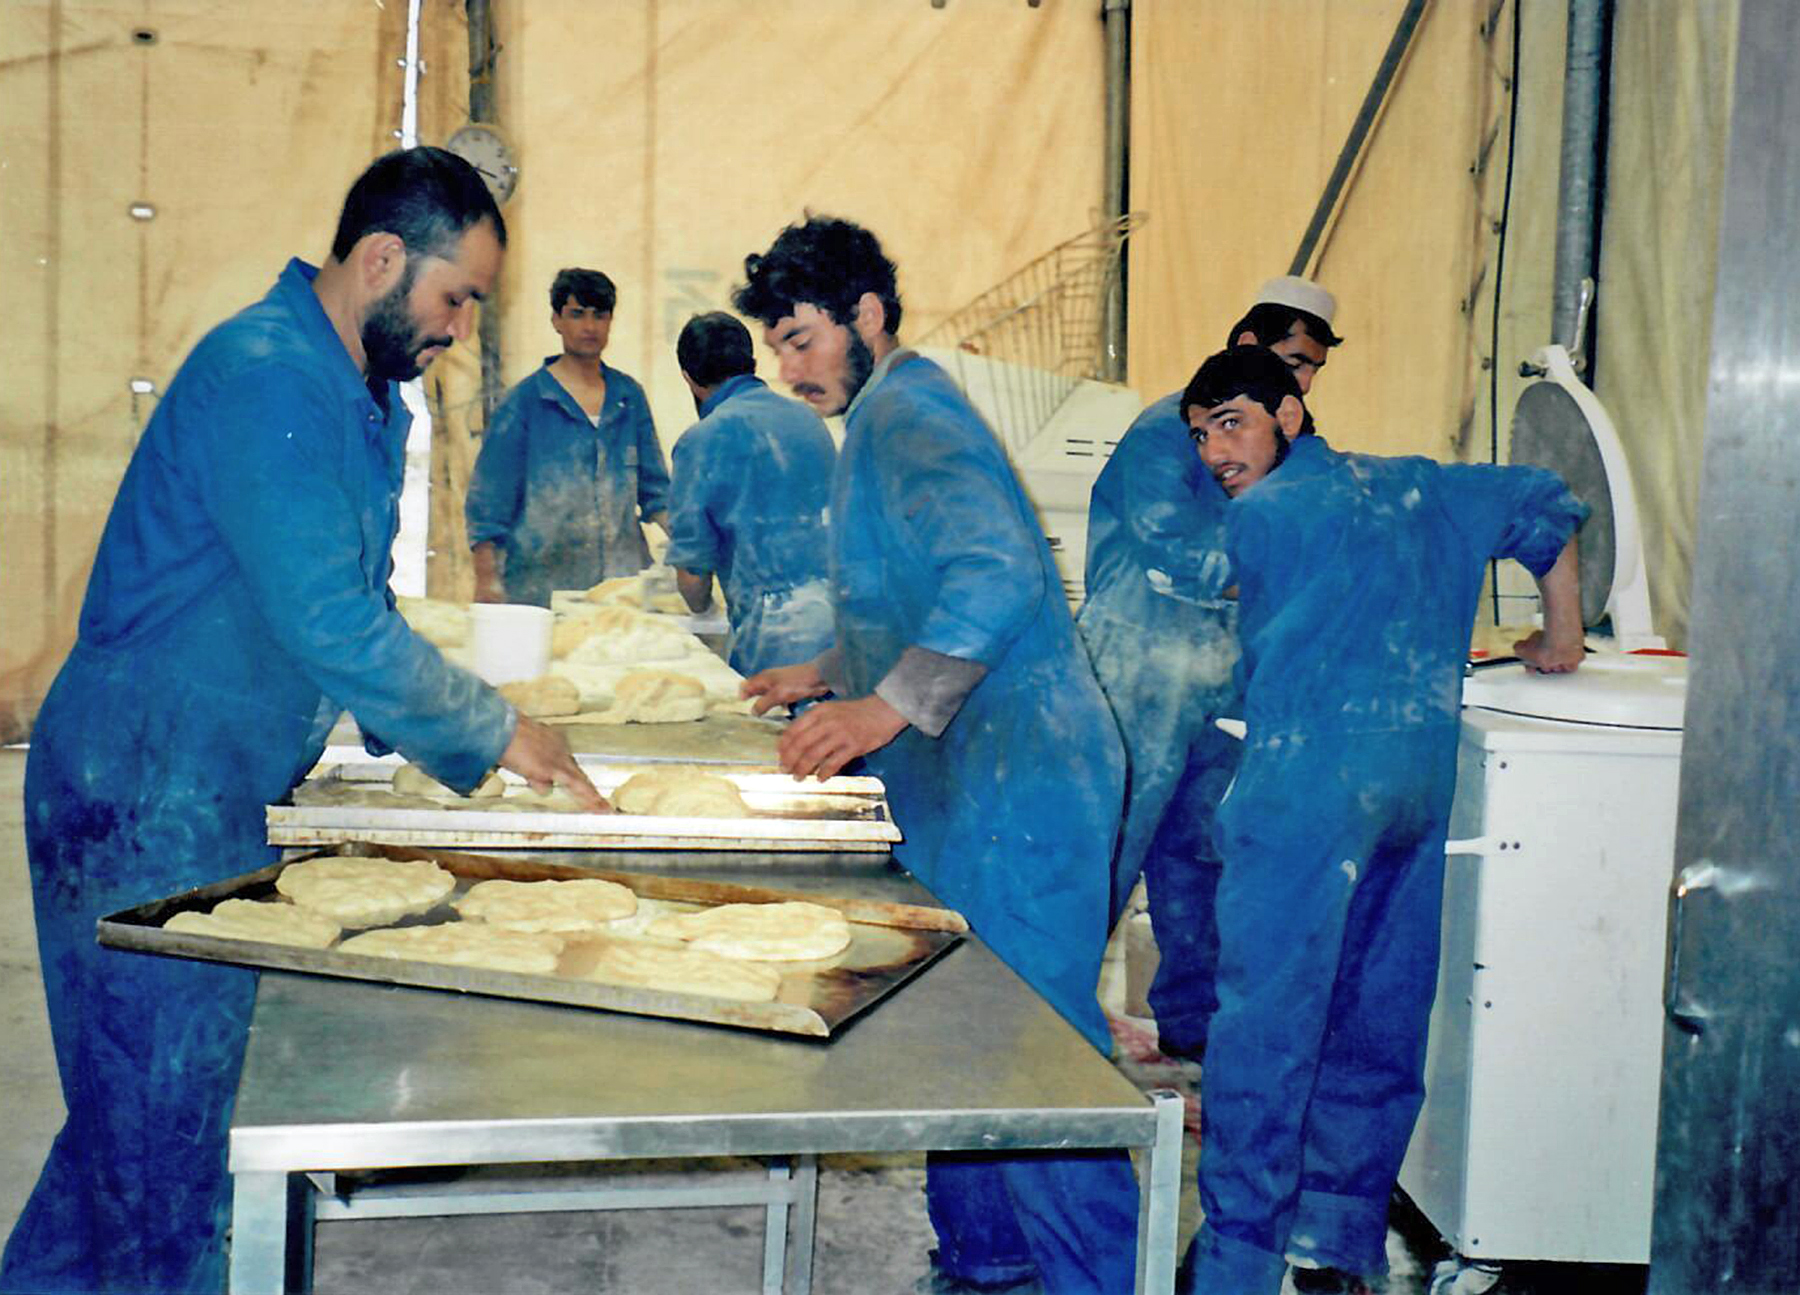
xmin=647 ymin=901 xmax=852 ymax=962
xmin=585 ymin=937 xmax=782 ymax=1002
xmin=611 ymin=768 xmax=752 ymax=818
xmin=603 ymin=671 xmax=708 ymax=724
xmin=338 ymin=922 xmax=564 ymax=975
xmin=565 ymin=607 xmax=694 ymax=666
xmin=584 ymin=575 xmax=645 ymax=606
xmin=164 ymin=898 xmax=341 ymax=949
xmin=455 ymin=878 xmax=638 ymax=932
xmin=552 ymin=617 xmax=600 ymax=658
xmin=498 ymin=675 xmax=582 ymax=717
xmin=396 ymin=595 xmax=469 ymax=648
xmin=276 ymin=856 xmax=457 ymax=928
xmin=390 ymin=764 xmax=506 ymax=800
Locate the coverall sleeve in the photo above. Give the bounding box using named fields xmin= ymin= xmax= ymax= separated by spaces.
xmin=876 ymin=407 xmax=1048 ymax=667
xmin=464 ymin=386 xmax=529 ymax=549
xmin=631 ymin=389 xmax=671 ymax=519
xmin=1114 ymin=429 xmax=1235 ymax=603
xmin=1437 ymin=463 xmax=1589 ymax=578
xmin=662 ymin=426 xmax=723 ymax=575
xmin=194 ymin=361 xmax=515 ymax=791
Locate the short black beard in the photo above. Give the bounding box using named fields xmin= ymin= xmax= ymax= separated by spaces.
xmin=361 ymin=260 xmax=426 ymax=382
xmin=841 ymin=330 xmax=876 ymax=408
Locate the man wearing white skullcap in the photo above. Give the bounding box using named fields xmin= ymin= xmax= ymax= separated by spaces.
xmin=1078 ymin=274 xmax=1342 ymax=1069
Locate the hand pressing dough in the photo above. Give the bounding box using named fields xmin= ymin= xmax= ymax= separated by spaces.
xmin=585 ymin=937 xmax=783 ymax=1002
xmin=455 ymin=878 xmax=638 ymax=932
xmin=601 ymin=671 xmax=707 ymax=724
xmin=164 ymin=898 xmax=341 ymax=949
xmin=498 ymin=675 xmax=582 ymax=717
xmin=338 ymin=922 xmax=565 ymax=975
xmin=391 ymin=764 xmax=506 ymax=800
xmin=647 ymin=901 xmax=852 ymax=962
xmin=276 ymin=856 xmax=456 ymax=928
xmin=611 ymin=767 xmax=752 ymax=817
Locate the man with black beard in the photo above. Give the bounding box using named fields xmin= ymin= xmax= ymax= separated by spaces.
xmin=2 ymin=147 xmax=601 ymax=1295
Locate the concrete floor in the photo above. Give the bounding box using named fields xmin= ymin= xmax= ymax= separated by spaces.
xmin=0 ymin=744 xmax=1641 ymax=1294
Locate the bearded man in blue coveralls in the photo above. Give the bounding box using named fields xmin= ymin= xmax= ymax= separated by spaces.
xmin=664 ymin=311 xmax=836 ymax=676
xmin=1077 ymin=277 xmax=1341 ymax=1064
xmin=467 ymin=267 xmax=671 ymax=607
xmin=1174 ymin=347 xmax=1586 ymax=1295
xmin=2 ymin=148 xmax=605 ymax=1295
xmin=731 ymin=216 xmax=1140 ymax=1295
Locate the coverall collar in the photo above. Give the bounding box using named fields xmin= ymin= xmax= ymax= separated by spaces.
xmin=698 ymin=372 xmax=765 ymax=419
xmin=531 ymin=356 xmax=622 ymax=422
xmin=277 ymin=258 xmax=400 ymax=437
xmin=843 ymin=345 xmax=915 ymax=423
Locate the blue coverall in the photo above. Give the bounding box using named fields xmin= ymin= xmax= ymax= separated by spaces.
xmin=1077 ymin=391 xmax=1240 ymax=1057
xmin=831 ymin=351 xmax=1139 ymax=1293
xmin=464 ymin=358 xmax=670 ymax=607
xmin=1184 ymin=434 xmax=1585 ymax=1294
xmin=663 ymin=374 xmax=836 ymax=676
xmin=2 ymin=260 xmax=515 ymax=1295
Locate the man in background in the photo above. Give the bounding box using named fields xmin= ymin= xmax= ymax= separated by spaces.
xmin=467 ymin=267 xmax=670 ymax=606
xmin=664 ymin=311 xmax=836 ymax=676
xmin=1077 ymin=276 xmax=1340 ymax=1065
xmin=3 ymin=147 xmax=599 ymax=1295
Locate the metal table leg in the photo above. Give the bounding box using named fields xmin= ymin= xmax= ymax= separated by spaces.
xmin=788 ymin=1155 xmax=819 ymax=1295
xmin=1136 ymin=1089 xmax=1186 ymax=1295
xmin=230 ymin=1170 xmax=312 ymax=1294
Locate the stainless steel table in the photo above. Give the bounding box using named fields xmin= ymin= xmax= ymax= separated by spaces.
xmin=227 ymin=858 xmax=1184 ymax=1294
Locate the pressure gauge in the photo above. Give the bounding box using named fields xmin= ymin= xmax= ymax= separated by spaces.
xmin=444 ymin=122 xmax=518 ymax=205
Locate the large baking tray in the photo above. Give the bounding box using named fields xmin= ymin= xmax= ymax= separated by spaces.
xmin=269 ymin=762 xmax=902 ymax=853
xmin=97 ymin=846 xmax=965 ymax=1038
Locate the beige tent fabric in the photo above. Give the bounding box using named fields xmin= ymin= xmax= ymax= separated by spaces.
xmin=481 ymin=0 xmax=1107 ymax=456
xmin=0 ymin=0 xmax=414 ymax=741
xmin=1593 ymin=3 xmax=1738 ymax=649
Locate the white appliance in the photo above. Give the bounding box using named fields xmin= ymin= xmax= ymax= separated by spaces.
xmin=1399 ymin=346 xmax=1687 ymax=1293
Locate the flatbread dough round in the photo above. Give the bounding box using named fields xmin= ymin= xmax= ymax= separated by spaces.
xmin=396 ymin=595 xmax=469 ymax=648
xmin=276 ymin=856 xmax=457 ymax=928
xmin=498 ymin=675 xmax=582 ymax=717
xmin=565 ymin=607 xmax=694 ymax=666
xmin=338 ymin=922 xmax=565 ymax=975
xmin=164 ymin=898 xmax=341 ymax=949
xmin=585 ymin=937 xmax=783 ymax=1002
xmin=647 ymin=901 xmax=852 ymax=962
xmin=584 ymin=575 xmax=644 ymax=605
xmin=455 ymin=878 xmax=638 ymax=932
xmin=611 ymin=768 xmax=752 ymax=818
xmin=603 ymin=671 xmax=707 ymax=724
xmin=391 ymin=765 xmax=505 ymax=800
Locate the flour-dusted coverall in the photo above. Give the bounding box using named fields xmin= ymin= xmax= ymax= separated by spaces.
xmin=1184 ymin=434 xmax=1585 ymax=1294
xmin=465 ymin=358 xmax=670 ymax=607
xmin=827 ymin=350 xmax=1138 ymax=1293
xmin=3 ymin=259 xmax=514 ymax=1295
xmin=664 ymin=373 xmax=835 ymax=676
xmin=1077 ymin=391 xmax=1240 ymax=1057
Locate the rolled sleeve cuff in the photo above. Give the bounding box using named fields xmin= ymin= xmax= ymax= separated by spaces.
xmin=874 ymin=646 xmax=988 ymax=738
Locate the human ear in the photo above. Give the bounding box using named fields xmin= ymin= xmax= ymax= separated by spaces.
xmin=853 ymin=291 xmax=888 ymax=345
xmin=357 ymin=232 xmax=407 ymax=297
xmin=1275 ymin=394 xmax=1305 ymax=442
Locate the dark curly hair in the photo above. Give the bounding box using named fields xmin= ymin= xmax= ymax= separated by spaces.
xmin=733 ymin=215 xmax=903 ymax=335
xmin=1181 ymin=345 xmax=1316 ymax=445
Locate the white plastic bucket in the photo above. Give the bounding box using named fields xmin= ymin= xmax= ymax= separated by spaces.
xmin=468 ymin=604 xmax=553 ymax=685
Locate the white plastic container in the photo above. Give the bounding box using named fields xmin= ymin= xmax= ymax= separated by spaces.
xmin=468 ymin=604 xmax=553 ymax=686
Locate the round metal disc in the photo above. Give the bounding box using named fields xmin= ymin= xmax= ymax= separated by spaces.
xmin=1510 ymin=381 xmax=1614 ymax=626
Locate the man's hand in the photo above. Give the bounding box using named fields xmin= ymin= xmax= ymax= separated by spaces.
xmin=499 ymin=715 xmax=609 ymax=811
xmin=1513 ymin=629 xmax=1584 ymax=674
xmin=740 ymin=662 xmax=830 ymax=715
xmin=776 ymin=696 xmax=908 ymax=781
xmin=1519 ymin=536 xmax=1584 ymax=674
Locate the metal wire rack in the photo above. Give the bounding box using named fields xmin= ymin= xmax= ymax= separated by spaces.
xmin=914 ymin=212 xmax=1144 ymax=458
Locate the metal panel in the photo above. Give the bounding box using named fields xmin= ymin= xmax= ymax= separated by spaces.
xmin=1648 ymin=1 xmax=1800 ymax=1287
